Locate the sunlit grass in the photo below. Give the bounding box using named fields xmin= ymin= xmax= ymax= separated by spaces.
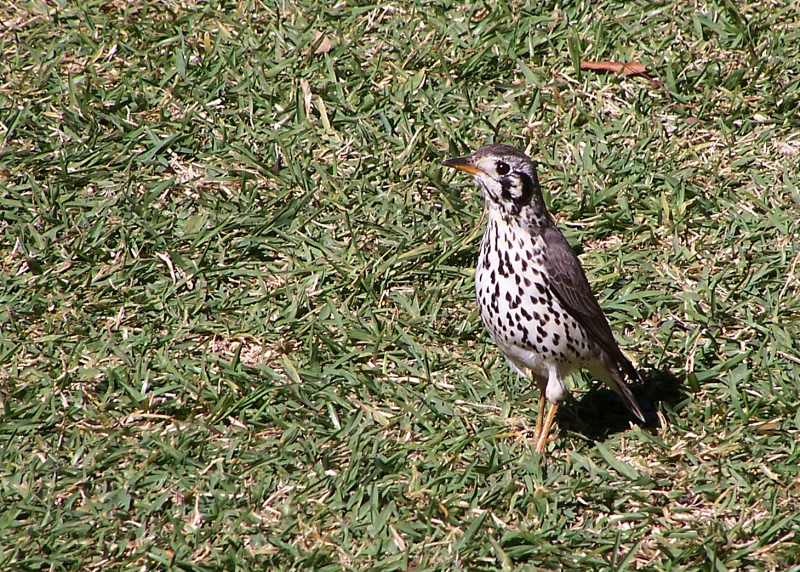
xmin=1 ymin=1 xmax=799 ymax=570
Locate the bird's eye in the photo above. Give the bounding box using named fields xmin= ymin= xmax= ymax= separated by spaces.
xmin=496 ymin=161 xmax=510 ymax=175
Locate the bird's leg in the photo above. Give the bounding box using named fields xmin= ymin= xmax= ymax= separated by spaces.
xmin=533 ymin=392 xmax=546 ymax=443
xmin=535 ymin=402 xmax=559 ymax=454
xmin=531 ymin=372 xmax=548 ymax=442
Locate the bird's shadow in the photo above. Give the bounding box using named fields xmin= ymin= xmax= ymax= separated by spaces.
xmin=558 ymin=368 xmax=687 ymax=441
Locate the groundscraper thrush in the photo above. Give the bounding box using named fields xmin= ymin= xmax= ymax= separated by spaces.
xmin=443 ymin=144 xmax=645 ymax=453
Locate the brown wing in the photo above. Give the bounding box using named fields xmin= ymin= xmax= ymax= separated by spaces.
xmin=541 ymin=226 xmax=639 ymax=382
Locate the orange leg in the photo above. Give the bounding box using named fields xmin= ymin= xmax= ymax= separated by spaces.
xmin=533 ymin=392 xmax=546 ymax=443
xmin=535 ymin=402 xmax=559 ymax=454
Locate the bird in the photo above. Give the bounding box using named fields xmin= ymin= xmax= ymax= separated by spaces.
xmin=443 ymin=143 xmax=645 ymax=453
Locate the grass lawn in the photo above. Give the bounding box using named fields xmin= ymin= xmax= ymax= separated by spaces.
xmin=2 ymin=0 xmax=800 ymax=569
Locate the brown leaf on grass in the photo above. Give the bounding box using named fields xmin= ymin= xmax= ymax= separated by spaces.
xmin=580 ymin=60 xmax=662 ymax=88
xmin=581 ymin=60 xmax=647 ymax=76
xmin=311 ymin=31 xmax=335 ymax=55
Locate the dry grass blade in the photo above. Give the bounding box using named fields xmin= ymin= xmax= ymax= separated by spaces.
xmin=581 ymin=60 xmax=648 ymax=76
xmin=580 ymin=59 xmax=663 ymax=88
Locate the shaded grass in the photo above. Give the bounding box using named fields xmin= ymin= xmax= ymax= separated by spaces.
xmin=1 ymin=0 xmax=800 ymax=570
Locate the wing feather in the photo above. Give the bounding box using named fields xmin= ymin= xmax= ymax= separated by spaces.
xmin=541 ymin=226 xmax=638 ymax=381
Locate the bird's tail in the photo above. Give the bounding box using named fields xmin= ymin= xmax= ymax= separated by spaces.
xmin=595 ymin=354 xmax=645 ymax=423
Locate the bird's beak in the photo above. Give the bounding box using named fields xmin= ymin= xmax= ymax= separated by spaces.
xmin=442 ymin=155 xmax=483 ymax=176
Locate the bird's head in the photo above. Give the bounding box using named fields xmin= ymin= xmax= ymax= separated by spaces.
xmin=443 ymin=144 xmax=548 ymax=226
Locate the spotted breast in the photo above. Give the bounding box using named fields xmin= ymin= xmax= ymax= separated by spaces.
xmin=475 ymin=212 xmax=597 ymax=399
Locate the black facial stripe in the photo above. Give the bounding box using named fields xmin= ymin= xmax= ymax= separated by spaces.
xmin=500 ymin=177 xmax=512 ymax=201
xmin=485 ymin=172 xmax=536 ymax=216
xmin=517 ymin=172 xmax=535 ymax=208
xmin=499 ymin=172 xmax=533 ymax=216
